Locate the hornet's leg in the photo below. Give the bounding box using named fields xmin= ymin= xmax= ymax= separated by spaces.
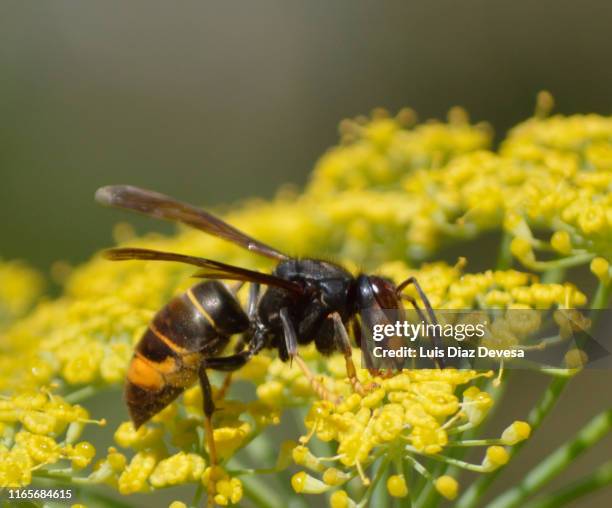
xmin=214 ymin=372 xmax=233 ymax=403
xmin=399 ymin=295 xmax=428 ymax=325
xmin=199 ymin=330 xmax=266 ymax=506
xmin=204 ymin=329 xmax=265 ymax=372
xmin=198 ymin=363 xmax=218 ymax=508
xmin=396 ymin=277 xmax=436 ymax=324
xmin=330 ymin=312 xmax=378 ymax=394
xmin=216 ymin=283 xmax=261 ymax=402
xmin=397 ymin=276 xmax=444 ymax=368
xmin=280 ymin=308 xmax=337 ymax=403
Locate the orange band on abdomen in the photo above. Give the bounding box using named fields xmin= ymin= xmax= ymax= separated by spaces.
xmin=127 ymin=355 xmax=165 ymax=391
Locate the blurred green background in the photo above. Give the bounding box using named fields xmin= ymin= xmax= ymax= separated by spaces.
xmin=1 ymin=2 xmax=611 ymax=506
xmin=2 ymin=0 xmax=612 ymax=270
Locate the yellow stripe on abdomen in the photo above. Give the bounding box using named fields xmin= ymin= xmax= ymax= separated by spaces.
xmin=186 ymin=288 xmax=218 ymax=328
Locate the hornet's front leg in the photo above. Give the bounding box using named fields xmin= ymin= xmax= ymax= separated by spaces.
xmin=198 ymin=329 xmax=265 ymax=507
xmin=280 ymin=308 xmax=338 ymax=403
xmin=330 ymin=312 xmax=379 ymax=394
xmin=396 ymin=276 xmax=444 ymax=369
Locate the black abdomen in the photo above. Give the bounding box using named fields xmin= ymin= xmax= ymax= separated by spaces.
xmin=126 ymin=280 xmax=249 ymax=427
xmin=151 ymin=280 xmax=249 ymax=354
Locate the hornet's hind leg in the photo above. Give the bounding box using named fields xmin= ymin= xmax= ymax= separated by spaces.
xmin=198 ymin=364 xmax=219 ymax=508
xmin=199 ymin=323 xmax=265 ymax=507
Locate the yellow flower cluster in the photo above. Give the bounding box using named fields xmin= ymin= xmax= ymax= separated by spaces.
xmin=0 ymin=100 xmax=609 ymax=506
xmin=306 ymin=106 xmax=612 ymax=265
xmin=289 ymin=366 xmax=530 ymax=504
xmin=0 ymin=388 xmax=103 ymax=488
xmin=310 ymin=108 xmax=492 ymax=193
xmin=0 ymin=259 xmax=44 ymax=328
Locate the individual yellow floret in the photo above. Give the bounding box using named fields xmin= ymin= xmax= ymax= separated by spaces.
xmin=15 ymin=431 xmax=61 ymax=464
xmin=114 ymin=422 xmax=163 ymax=450
xmin=149 ymin=451 xmax=205 ymax=487
xmin=590 ymin=257 xmax=610 ymax=282
xmin=291 ymin=471 xmax=330 ymax=494
xmin=329 ymin=489 xmax=356 ymax=508
xmin=409 ymin=425 xmax=448 ymax=454
xmin=213 ymin=421 xmax=251 ymax=461
xmin=323 ymin=467 xmax=351 ymax=486
xmin=501 ymin=421 xmax=532 ymax=445
xmin=117 ymin=451 xmax=158 ymax=494
xmin=434 ymin=475 xmax=459 ymax=500
xmin=482 ymin=445 xmax=510 ymax=471
xmin=550 ymin=231 xmax=572 ymax=254
xmin=214 ymin=477 xmax=243 ymax=506
xmin=462 ymin=387 xmax=493 ymax=426
xmin=387 ymin=474 xmax=409 ymax=497
xmin=66 ymin=441 xmax=96 ymax=469
xmin=292 ymin=445 xmax=325 ymax=472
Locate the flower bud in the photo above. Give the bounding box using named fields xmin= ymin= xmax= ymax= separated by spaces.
xmin=387 ymin=474 xmax=409 ymax=497
xmin=434 ymin=475 xmax=459 ymax=500
xmin=482 ymin=446 xmax=509 ymax=471
xmin=501 ymin=421 xmax=531 ymax=445
xmin=291 ymin=471 xmax=331 ymax=494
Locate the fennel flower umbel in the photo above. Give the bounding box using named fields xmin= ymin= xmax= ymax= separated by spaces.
xmin=1 ymin=94 xmax=611 ymax=507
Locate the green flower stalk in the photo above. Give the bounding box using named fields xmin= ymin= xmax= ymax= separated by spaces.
xmin=0 ymin=94 xmax=611 ymax=507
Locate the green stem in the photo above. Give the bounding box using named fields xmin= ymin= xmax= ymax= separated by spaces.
xmin=358 ymin=455 xmax=392 ymax=508
xmin=446 ymin=438 xmax=506 ymax=447
xmin=488 ymin=410 xmax=612 ymax=508
xmin=521 ymin=460 xmax=612 ymax=508
xmin=456 ymin=376 xmax=570 ymax=508
xmin=371 ymin=456 xmax=391 ymax=507
xmin=497 ymin=232 xmax=513 ymax=270
xmin=64 ymin=385 xmax=100 ymax=403
xmin=32 ymin=469 xmax=94 ymax=485
xmin=538 ymin=368 xmax=578 ymax=378
xmin=541 ymin=266 xmax=565 ymax=284
xmin=591 ymin=280 xmax=612 ymax=309
xmin=526 ymin=376 xmax=570 ymax=429
xmin=401 ymin=457 xmax=415 ymax=508
xmin=192 ymin=482 xmax=203 ymax=507
xmin=407 ymin=450 xmax=489 ymax=473
xmin=416 ymin=374 xmax=509 ymax=508
xmin=527 ymin=253 xmax=595 ymax=272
